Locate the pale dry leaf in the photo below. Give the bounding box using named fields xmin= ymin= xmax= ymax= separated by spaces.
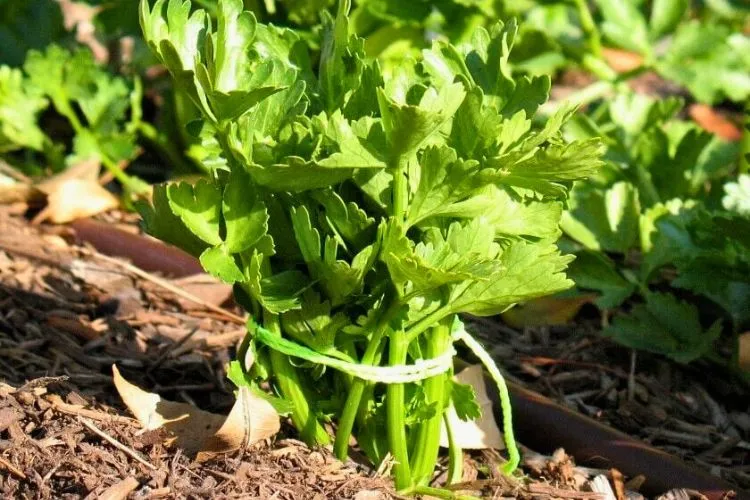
xmin=0 ymin=182 xmax=38 ymax=204
xmin=171 ymin=274 xmax=233 ymax=309
xmin=37 ymin=158 xmax=101 ymax=190
xmin=601 ymin=48 xmax=643 ymax=73
xmin=439 ymin=364 xmax=504 ymax=450
xmin=112 ymin=365 xmax=279 ymax=460
xmin=0 ymin=158 xmax=101 ymax=207
xmin=739 ymin=332 xmax=750 ymax=372
xmin=501 ymin=293 xmax=597 ymax=328
xmin=33 ymin=178 xmax=119 ymax=224
xmin=590 ymin=475 xmax=617 ymax=500
xmin=56 ymin=0 xmax=108 ymax=63
xmin=70 ymin=260 xmax=134 ymax=295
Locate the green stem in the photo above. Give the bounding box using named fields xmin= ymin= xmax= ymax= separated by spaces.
xmin=333 ymin=328 xmax=386 ymax=459
xmin=99 ymin=151 xmax=150 ymax=195
xmin=410 ymin=320 xmax=451 ymax=485
xmin=581 ymin=54 xmax=618 ymax=82
xmin=356 ymin=339 xmax=386 ymax=423
xmin=571 ymin=0 xmax=602 ymax=58
xmin=457 ymin=331 xmax=520 ymax=474
xmin=444 ymin=408 xmax=463 ymax=485
xmin=53 ymin=96 xmax=85 ymax=133
xmin=406 ymin=305 xmax=452 ymax=343
xmin=633 ymin=163 xmax=661 ymax=207
xmin=265 ymin=309 xmax=330 ymax=445
xmin=51 ymin=93 xmax=148 ymax=195
xmin=387 ymin=329 xmax=412 ymax=489
xmin=392 ymin=155 xmax=409 ymax=224
xmin=334 ymin=297 xmax=399 ymax=460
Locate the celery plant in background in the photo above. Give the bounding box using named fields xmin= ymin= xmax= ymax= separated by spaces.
xmin=504 ymin=0 xmax=750 ymax=105
xmin=138 ymin=0 xmax=601 ymax=492
xmin=0 ymin=45 xmax=149 ymax=194
xmin=560 ymin=89 xmax=750 ymax=371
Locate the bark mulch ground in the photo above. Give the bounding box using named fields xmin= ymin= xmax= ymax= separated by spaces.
xmin=0 ymin=380 xmax=391 ymax=499
xmin=0 ymin=207 xmax=623 ymax=499
xmin=469 ymin=315 xmax=750 ymax=490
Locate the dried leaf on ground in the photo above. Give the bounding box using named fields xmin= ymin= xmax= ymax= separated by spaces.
xmin=440 ymin=364 xmax=504 ymax=450
xmin=501 ymin=294 xmax=597 ymax=328
xmin=602 ymin=48 xmax=644 ymax=73
xmin=33 ymin=178 xmax=119 ymax=224
xmin=689 ymin=104 xmax=742 ymax=142
xmin=13 ymin=159 xmax=118 ymax=223
xmin=112 ymin=365 xmax=279 ymax=460
xmin=171 ymin=274 xmax=233 ymax=309
xmin=70 ymin=259 xmax=134 ymax=295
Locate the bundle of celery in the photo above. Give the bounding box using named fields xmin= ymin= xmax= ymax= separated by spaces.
xmin=138 ymin=0 xmax=601 ymax=492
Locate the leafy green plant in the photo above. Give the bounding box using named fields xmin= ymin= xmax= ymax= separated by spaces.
xmin=559 ymin=89 xmax=749 ymax=365
xmin=0 ymin=45 xmax=150 ymax=193
xmin=138 ymin=0 xmax=601 ymax=491
xmin=0 ymin=0 xmax=67 ymax=67
xmin=594 ymin=0 xmax=750 ymax=104
xmin=505 ymin=0 xmax=750 ymax=104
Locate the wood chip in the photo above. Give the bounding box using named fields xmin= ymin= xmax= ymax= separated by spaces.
xmin=528 ymin=483 xmax=606 ymax=499
xmin=46 ymin=314 xmax=101 ymax=341
xmin=94 ymin=476 xmax=139 ymax=500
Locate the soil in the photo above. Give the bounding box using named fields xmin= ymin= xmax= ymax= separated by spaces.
xmin=0 ymin=207 xmax=628 ymax=499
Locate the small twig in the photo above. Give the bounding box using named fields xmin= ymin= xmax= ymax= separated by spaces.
xmin=47 ymin=394 xmax=135 ymax=424
xmin=204 ymin=468 xmax=236 ymax=482
xmin=0 ymin=455 xmax=27 ymax=480
xmin=17 ymin=375 xmax=70 ymax=393
xmin=203 ymin=328 xmax=246 ymax=349
xmin=80 ymin=248 xmax=246 ymax=324
xmin=78 ymin=416 xmax=157 ymax=470
xmin=695 ymin=384 xmax=739 ymax=437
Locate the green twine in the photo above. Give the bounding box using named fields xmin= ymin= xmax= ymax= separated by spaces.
xmin=251 ymin=319 xmax=455 ymax=383
xmin=250 ymin=316 xmax=520 ymax=476
xmin=451 ymin=319 xmax=520 ymax=475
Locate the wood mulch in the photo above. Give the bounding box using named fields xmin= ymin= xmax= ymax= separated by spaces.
xmin=0 ymin=381 xmax=391 ymax=499
xmin=469 ymin=315 xmax=750 ymax=490
xmin=0 ymin=207 xmax=625 ymax=499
